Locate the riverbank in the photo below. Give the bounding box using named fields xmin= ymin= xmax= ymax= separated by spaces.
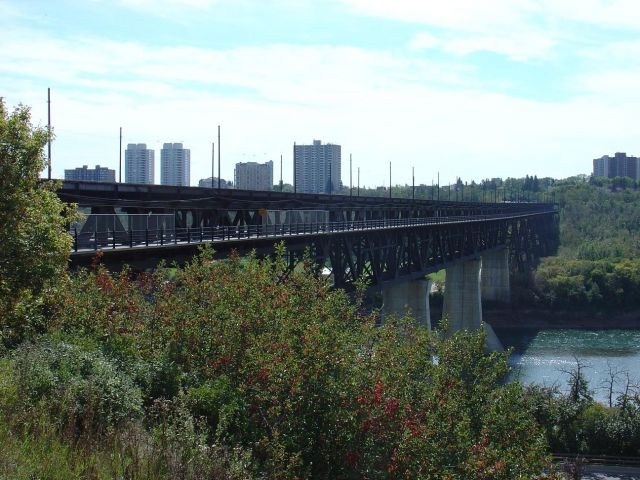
xmin=484 ymin=306 xmax=640 ymax=330
xmin=428 ymin=304 xmax=640 ymax=330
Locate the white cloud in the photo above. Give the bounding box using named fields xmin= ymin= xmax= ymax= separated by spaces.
xmin=340 ymin=0 xmax=537 ymax=33
xmin=2 ymin=22 xmax=638 ymax=185
xmin=343 ymin=0 xmax=640 ymax=61
xmin=409 ymin=31 xmax=556 ymax=61
xmin=341 ymin=0 xmax=640 ymax=31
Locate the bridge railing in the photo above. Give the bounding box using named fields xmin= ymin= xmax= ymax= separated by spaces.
xmin=70 ymin=211 xmax=556 ymax=253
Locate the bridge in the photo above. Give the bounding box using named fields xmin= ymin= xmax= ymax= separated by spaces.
xmin=58 ymin=181 xmax=559 ymax=349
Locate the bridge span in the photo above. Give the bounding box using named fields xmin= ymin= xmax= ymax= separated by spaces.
xmin=58 ymin=180 xmax=559 ymax=348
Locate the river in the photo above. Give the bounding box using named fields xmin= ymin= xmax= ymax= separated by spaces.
xmin=495 ymin=328 xmax=640 ymax=404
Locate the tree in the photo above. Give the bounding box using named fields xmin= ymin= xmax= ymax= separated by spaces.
xmin=0 ymin=99 xmax=75 ymax=347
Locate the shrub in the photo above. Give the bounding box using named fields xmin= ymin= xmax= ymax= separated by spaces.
xmin=49 ymin=247 xmax=554 ymax=478
xmin=12 ymin=337 xmax=143 ymax=435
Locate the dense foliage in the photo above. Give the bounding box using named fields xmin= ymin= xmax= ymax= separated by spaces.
xmin=526 ymin=361 xmax=640 ymax=457
xmin=529 ymin=179 xmax=640 ymax=311
xmin=534 ymin=258 xmax=640 ymax=310
xmin=0 ymin=249 xmax=551 ymax=479
xmin=0 ymin=99 xmax=76 ymax=348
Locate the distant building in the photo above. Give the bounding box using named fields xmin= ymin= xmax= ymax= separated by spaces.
xmin=160 ymin=143 xmax=190 ymax=186
xmin=198 ymin=177 xmax=232 ymax=189
xmin=593 ymin=152 xmax=639 ymax=180
xmin=593 ymin=155 xmax=609 ymax=178
xmin=64 ymin=165 xmax=115 ymax=182
xmin=294 ymin=140 xmax=341 ymax=194
xmin=234 ymin=161 xmax=273 ymax=191
xmin=125 ymin=143 xmax=155 ymax=184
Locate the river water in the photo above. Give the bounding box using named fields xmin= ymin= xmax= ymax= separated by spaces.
xmin=495 ymin=328 xmax=640 ymax=404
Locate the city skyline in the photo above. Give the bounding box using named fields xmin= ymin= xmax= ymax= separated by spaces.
xmin=3 ymin=1 xmax=640 ymax=186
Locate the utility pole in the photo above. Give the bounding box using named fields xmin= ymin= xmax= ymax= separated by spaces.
xmin=211 ymin=142 xmax=216 ymax=188
xmin=47 ymin=88 xmax=51 ymax=180
xmin=412 ymin=166 xmax=415 ymax=200
xmin=357 ymin=167 xmax=360 ymax=196
xmin=389 ymin=161 xmax=392 ymax=198
xmin=119 ymin=127 xmax=122 ymax=183
xmin=217 ymin=125 xmax=221 ymax=189
xmin=437 ymin=172 xmax=440 ymax=201
xmin=329 ymin=157 xmax=332 ymax=194
xmin=349 ymin=153 xmax=352 ymax=196
xmin=280 ymin=154 xmax=283 ymax=192
xmin=293 ymin=142 xmax=297 ymax=193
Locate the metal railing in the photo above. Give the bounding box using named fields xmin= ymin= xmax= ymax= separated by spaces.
xmin=71 ymin=210 xmax=556 ymax=253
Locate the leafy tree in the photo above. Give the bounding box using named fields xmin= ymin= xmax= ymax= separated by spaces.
xmin=0 ymin=99 xmax=75 ymax=347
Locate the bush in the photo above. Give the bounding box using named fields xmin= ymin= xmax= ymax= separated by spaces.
xmin=525 ymin=364 xmax=640 ymax=456
xmin=47 ymin=248 xmax=554 ymax=478
xmin=12 ymin=337 xmax=143 ymax=435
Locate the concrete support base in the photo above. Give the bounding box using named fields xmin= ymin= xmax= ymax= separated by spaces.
xmin=443 ymin=258 xmax=503 ymax=351
xmin=382 ymin=279 xmax=432 ymax=329
xmin=481 ymin=248 xmax=511 ymax=304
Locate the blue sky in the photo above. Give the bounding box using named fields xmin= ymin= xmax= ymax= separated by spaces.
xmin=3 ymin=0 xmax=640 ymax=186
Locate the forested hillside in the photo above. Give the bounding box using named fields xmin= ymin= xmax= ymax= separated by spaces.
xmin=533 ymin=178 xmax=640 ymax=311
xmin=558 ymin=181 xmax=640 ymax=260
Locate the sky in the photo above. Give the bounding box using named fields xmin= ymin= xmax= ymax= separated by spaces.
xmin=2 ymin=0 xmax=640 ymax=187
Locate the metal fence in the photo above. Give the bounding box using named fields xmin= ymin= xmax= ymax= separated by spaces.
xmin=70 ymin=211 xmax=556 ymax=253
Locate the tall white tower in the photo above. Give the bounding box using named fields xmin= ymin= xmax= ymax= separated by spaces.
xmin=160 ymin=143 xmax=190 ymax=186
xmin=294 ymin=140 xmax=341 ymax=194
xmin=125 ymin=144 xmax=155 ymax=184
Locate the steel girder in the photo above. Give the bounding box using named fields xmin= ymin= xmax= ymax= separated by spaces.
xmin=277 ymin=213 xmax=557 ymax=291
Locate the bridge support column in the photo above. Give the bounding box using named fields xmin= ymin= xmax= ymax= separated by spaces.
xmin=481 ymin=248 xmax=511 ymax=304
xmin=382 ymin=279 xmax=432 ymax=329
xmin=442 ymin=258 xmax=503 ymax=351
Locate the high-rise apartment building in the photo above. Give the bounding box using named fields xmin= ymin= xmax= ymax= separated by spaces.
xmin=125 ymin=143 xmax=155 ymax=184
xmin=294 ymin=140 xmax=341 ymax=194
xmin=64 ymin=165 xmax=116 ymax=182
xmin=160 ymin=143 xmax=190 ymax=186
xmin=593 ymin=155 xmax=609 ymax=178
xmin=593 ymin=152 xmax=639 ymax=180
xmin=234 ymin=161 xmax=273 ymax=191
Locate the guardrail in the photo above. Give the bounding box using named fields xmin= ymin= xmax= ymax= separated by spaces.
xmin=70 ymin=210 xmax=556 ymax=253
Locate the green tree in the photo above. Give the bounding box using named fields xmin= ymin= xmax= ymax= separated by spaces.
xmin=0 ymin=99 xmax=75 ymax=347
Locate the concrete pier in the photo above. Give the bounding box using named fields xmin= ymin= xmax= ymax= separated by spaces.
xmin=442 ymin=258 xmax=503 ymax=351
xmin=481 ymin=248 xmax=511 ymax=304
xmin=382 ymin=279 xmax=432 ymax=328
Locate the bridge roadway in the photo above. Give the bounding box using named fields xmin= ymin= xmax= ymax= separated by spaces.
xmin=57 ymin=179 xmax=552 ymax=227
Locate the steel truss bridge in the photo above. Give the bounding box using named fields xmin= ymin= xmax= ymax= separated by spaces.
xmin=59 ymin=181 xmax=559 ymax=290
